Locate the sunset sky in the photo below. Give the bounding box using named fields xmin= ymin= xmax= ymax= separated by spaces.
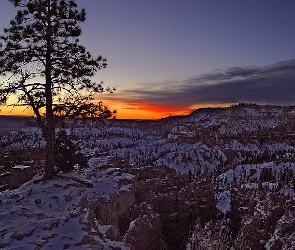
xmin=1 ymin=0 xmax=295 ymax=119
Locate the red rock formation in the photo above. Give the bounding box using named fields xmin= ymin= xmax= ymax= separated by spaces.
xmin=123 ymin=202 xmax=164 ymax=250
xmin=131 ymin=166 xmax=217 ymax=249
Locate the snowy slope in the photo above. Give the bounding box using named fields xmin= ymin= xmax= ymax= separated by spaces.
xmin=0 ymin=157 xmax=133 ymax=249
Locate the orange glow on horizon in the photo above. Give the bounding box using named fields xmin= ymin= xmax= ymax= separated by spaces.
xmin=101 ymin=99 xmax=193 ymax=119
xmin=0 ymin=106 xmax=34 ymax=117
xmin=0 ymin=101 xmax=233 ymax=119
xmin=100 ymin=100 xmax=234 ymax=119
xmin=104 ymin=100 xmax=230 ymax=119
xmin=0 ymin=101 xmax=192 ymax=119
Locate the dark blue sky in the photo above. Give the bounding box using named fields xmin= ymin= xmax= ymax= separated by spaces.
xmin=1 ymin=0 xmax=295 ymax=118
xmin=75 ymin=0 xmax=295 ymax=83
xmin=77 ymin=0 xmax=295 ymax=113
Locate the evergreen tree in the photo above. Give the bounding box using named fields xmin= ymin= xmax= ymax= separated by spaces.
xmin=0 ymin=0 xmax=114 ymax=178
xmin=54 ymin=130 xmax=87 ymax=172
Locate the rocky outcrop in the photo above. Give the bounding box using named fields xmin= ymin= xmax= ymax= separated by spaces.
xmin=123 ymin=202 xmax=164 ymax=250
xmin=95 ymin=189 xmax=135 ymax=236
xmin=9 ymin=165 xmax=33 ymax=189
xmin=0 ymin=162 xmax=134 ymax=249
xmin=186 ymin=219 xmax=231 ymax=249
xmin=89 ymin=163 xmax=218 ymax=249
xmin=233 ymin=191 xmax=290 ymax=250
xmin=187 ymin=182 xmax=295 ymax=250
xmin=128 ymin=166 xmax=217 ymax=249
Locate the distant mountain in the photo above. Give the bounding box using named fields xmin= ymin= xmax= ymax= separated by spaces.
xmin=0 ymin=116 xmax=34 ymax=134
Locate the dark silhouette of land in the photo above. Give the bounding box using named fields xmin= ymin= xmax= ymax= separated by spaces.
xmin=0 ymin=116 xmax=34 ymax=134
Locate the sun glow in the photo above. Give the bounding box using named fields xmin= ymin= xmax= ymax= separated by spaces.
xmin=101 ymin=99 xmax=193 ymax=120
xmin=0 ymin=97 xmax=231 ymax=120
xmin=0 ymin=105 xmax=33 ymax=117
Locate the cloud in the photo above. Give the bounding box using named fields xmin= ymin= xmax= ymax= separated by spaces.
xmin=103 ymin=59 xmax=295 ymax=109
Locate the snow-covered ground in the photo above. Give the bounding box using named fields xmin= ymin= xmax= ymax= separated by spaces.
xmin=2 ymin=104 xmax=295 ymax=248
xmin=0 ymin=157 xmax=133 ymax=249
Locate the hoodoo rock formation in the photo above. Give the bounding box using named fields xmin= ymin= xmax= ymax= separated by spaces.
xmin=2 ymin=104 xmax=295 ymax=248
xmin=92 ymin=163 xmax=217 ymax=249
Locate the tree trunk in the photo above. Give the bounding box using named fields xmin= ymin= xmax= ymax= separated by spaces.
xmin=44 ymin=125 xmax=55 ymax=179
xmin=44 ymin=0 xmax=55 ymax=179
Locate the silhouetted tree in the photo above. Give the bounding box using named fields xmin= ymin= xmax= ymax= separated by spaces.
xmin=0 ymin=0 xmax=114 ymax=179
xmin=54 ymin=130 xmax=87 ymax=172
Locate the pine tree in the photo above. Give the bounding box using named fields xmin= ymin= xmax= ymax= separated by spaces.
xmin=54 ymin=130 xmax=87 ymax=172
xmin=0 ymin=0 xmax=114 ymax=179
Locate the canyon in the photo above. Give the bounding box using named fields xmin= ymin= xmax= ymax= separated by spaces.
xmin=1 ymin=103 xmax=295 ymax=249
